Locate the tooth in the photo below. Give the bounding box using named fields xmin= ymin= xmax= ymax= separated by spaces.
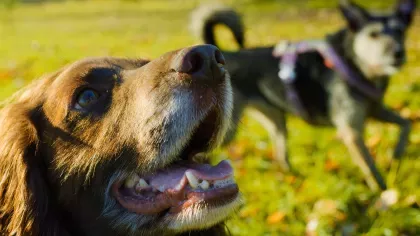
xmin=200 ymin=180 xmax=210 ymax=190
xmin=124 ymin=174 xmax=140 ymax=188
xmin=186 ymin=171 xmax=199 ymax=189
xmin=138 ymin=178 xmax=149 ymax=188
xmin=157 ymin=186 xmax=165 ymax=192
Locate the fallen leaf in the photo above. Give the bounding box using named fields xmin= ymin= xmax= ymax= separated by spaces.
xmin=325 ymin=158 xmax=340 ymax=172
xmin=410 ymin=110 xmax=420 ymax=121
xmin=0 ymin=69 xmax=13 ymax=81
xmin=266 ymin=211 xmax=286 ymax=224
xmin=227 ymin=142 xmax=247 ymax=160
xmin=400 ymin=107 xmax=412 ymax=119
xmin=313 ymin=199 xmax=338 ymax=216
xmin=285 ymin=175 xmax=297 ymax=184
xmin=367 ymin=135 xmax=382 ymax=149
xmin=335 ymin=212 xmax=347 ymax=221
xmin=239 ymin=206 xmax=259 ymax=218
xmin=237 ymin=169 xmax=248 ymax=178
xmin=392 ymin=102 xmax=407 ymax=110
xmin=265 ymin=148 xmax=274 ymax=160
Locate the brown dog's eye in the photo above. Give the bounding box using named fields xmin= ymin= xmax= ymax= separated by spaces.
xmin=75 ymin=89 xmax=99 ymax=110
xmin=370 ymin=31 xmax=380 ymax=39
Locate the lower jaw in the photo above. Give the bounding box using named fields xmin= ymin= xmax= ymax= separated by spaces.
xmin=113 ymin=184 xmax=239 ymax=216
xmin=168 ymin=184 xmax=240 ymax=214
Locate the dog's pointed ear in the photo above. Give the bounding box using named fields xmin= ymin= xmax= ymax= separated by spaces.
xmin=0 ymin=77 xmax=69 ymax=235
xmin=339 ymin=0 xmax=370 ymax=31
xmin=395 ymin=0 xmax=417 ymax=26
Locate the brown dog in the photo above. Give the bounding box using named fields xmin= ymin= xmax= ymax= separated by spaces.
xmin=0 ymin=45 xmax=241 ymax=236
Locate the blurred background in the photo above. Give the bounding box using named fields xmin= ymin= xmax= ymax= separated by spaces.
xmin=0 ymin=0 xmax=419 ymax=235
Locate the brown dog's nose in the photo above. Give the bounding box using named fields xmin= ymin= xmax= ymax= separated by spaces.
xmin=171 ymin=45 xmax=226 ymax=80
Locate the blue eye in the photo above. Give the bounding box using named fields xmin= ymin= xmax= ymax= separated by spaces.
xmin=75 ymin=89 xmax=99 ymax=109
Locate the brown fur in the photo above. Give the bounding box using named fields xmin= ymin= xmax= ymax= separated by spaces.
xmin=0 ymin=47 xmax=233 ymax=235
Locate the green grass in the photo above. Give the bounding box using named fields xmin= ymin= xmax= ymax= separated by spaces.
xmin=1 ymin=0 xmax=419 ymax=235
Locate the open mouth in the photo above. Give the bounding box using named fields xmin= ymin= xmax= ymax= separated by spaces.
xmin=112 ymin=109 xmax=239 ymax=215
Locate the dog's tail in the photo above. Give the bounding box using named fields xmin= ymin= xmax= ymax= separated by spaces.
xmin=190 ymin=4 xmax=244 ymax=49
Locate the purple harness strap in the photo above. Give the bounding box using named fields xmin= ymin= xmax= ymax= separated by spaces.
xmin=273 ymin=40 xmax=383 ymax=122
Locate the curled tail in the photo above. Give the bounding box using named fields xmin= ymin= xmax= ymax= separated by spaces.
xmin=190 ymin=4 xmax=245 ymax=49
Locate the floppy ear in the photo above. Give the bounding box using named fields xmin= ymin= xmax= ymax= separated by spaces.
xmin=0 ymin=87 xmax=70 ymax=235
xmin=395 ymin=0 xmax=417 ymax=26
xmin=339 ymin=0 xmax=370 ymax=31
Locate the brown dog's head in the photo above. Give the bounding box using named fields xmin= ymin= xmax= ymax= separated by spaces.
xmin=0 ymin=45 xmax=240 ymax=235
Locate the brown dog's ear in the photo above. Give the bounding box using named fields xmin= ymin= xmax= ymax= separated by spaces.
xmin=0 ymin=82 xmax=70 ymax=235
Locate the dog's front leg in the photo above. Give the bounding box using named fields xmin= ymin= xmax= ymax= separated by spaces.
xmin=370 ymin=105 xmax=411 ymax=158
xmin=247 ymin=100 xmax=290 ymax=172
xmin=335 ymin=123 xmax=387 ymax=191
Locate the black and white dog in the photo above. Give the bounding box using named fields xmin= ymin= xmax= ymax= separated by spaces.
xmin=190 ymin=0 xmax=416 ymax=191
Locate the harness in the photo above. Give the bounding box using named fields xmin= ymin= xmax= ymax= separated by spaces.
xmin=272 ymin=40 xmax=383 ymax=123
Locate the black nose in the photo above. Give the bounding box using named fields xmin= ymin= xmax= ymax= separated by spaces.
xmin=394 ymin=48 xmax=405 ymax=61
xmin=171 ymin=45 xmax=226 ymax=80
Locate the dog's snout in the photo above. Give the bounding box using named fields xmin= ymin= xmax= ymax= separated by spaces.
xmin=171 ymin=45 xmax=226 ymax=80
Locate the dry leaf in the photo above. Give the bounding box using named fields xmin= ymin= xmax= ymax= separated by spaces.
xmin=0 ymin=69 xmax=12 ymax=81
xmin=325 ymin=159 xmax=340 ymax=172
xmin=237 ymin=169 xmax=248 ymax=178
xmin=367 ymin=135 xmax=382 ymax=149
xmin=239 ymin=206 xmax=259 ymax=218
xmin=266 ymin=211 xmax=286 ymax=224
xmin=227 ymin=142 xmax=247 ymax=160
xmin=285 ymin=175 xmax=297 ymax=184
xmin=392 ymin=102 xmax=406 ymax=110
xmin=400 ymin=107 xmax=412 ymax=119
xmin=314 ymin=199 xmax=338 ymax=216
xmin=335 ymin=212 xmax=347 ymax=221
xmin=265 ymin=149 xmax=274 ymax=160
xmin=410 ymin=110 xmax=420 ymax=121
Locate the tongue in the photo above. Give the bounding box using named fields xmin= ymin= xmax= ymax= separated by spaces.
xmin=146 ymin=160 xmax=233 ymax=192
xmin=113 ymin=160 xmax=237 ymax=215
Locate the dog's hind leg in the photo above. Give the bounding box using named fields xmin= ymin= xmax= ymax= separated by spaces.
xmin=370 ymin=105 xmax=411 ymax=159
xmin=335 ymin=122 xmax=387 ymax=191
xmin=247 ymin=100 xmax=290 ymax=172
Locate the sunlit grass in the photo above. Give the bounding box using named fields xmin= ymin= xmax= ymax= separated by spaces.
xmin=1 ymin=0 xmax=419 ymax=235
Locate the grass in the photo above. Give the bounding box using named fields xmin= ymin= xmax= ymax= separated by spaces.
xmin=1 ymin=0 xmax=419 ymax=235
